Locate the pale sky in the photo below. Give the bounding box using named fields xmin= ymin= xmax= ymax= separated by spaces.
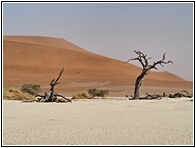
xmin=3 ymin=2 xmax=194 ymax=81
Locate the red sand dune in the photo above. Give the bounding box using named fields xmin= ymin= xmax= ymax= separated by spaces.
xmin=3 ymin=36 xmax=192 ymax=96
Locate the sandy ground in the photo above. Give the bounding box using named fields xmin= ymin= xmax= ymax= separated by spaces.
xmin=3 ymin=97 xmax=193 ymax=146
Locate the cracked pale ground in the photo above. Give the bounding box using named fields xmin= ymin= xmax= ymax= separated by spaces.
xmin=3 ymin=98 xmax=193 ymax=146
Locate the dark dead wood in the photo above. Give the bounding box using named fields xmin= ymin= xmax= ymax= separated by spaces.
xmin=55 ymin=94 xmax=72 ymax=103
xmin=180 ymin=90 xmax=190 ymax=96
xmin=34 ymin=68 xmax=72 ymax=103
xmin=162 ymin=92 xmax=167 ymax=97
xmin=138 ymin=93 xmax=162 ymax=100
xmin=125 ymin=50 xmax=173 ymax=100
xmin=128 ymin=90 xmax=192 ymax=100
xmin=160 ymin=90 xmax=191 ymax=99
xmin=169 ymin=90 xmax=192 ymax=98
xmin=50 ymin=68 xmax=64 ymax=92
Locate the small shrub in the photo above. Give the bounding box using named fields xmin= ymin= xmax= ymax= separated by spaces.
xmin=88 ymin=88 xmax=109 ymax=97
xmin=3 ymin=88 xmax=35 ymax=100
xmin=21 ymin=84 xmax=41 ymax=96
xmin=72 ymin=91 xmax=92 ymax=99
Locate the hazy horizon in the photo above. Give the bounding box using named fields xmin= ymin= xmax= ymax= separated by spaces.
xmin=3 ymin=2 xmax=194 ymax=81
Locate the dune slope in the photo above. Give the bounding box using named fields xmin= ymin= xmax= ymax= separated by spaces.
xmin=3 ymin=36 xmax=192 ymax=96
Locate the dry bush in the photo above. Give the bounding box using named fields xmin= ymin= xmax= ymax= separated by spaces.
xmin=72 ymin=91 xmax=93 ymax=99
xmin=21 ymin=84 xmax=41 ymax=96
xmin=88 ymin=88 xmax=109 ymax=97
xmin=3 ymin=88 xmax=35 ymax=100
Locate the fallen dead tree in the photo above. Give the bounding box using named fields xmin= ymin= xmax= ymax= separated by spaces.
xmin=141 ymin=93 xmax=162 ymax=100
xmin=35 ymin=68 xmax=72 ymax=103
xmin=128 ymin=90 xmax=192 ymax=100
xmin=168 ymin=90 xmax=192 ymax=98
xmin=129 ymin=93 xmax=162 ymax=100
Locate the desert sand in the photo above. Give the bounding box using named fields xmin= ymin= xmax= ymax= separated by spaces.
xmin=3 ymin=36 xmax=193 ymax=96
xmin=3 ymin=36 xmax=194 ymax=145
xmin=3 ymin=98 xmax=193 ymax=146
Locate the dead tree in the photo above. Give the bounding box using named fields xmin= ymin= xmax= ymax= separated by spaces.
xmin=169 ymin=90 xmax=192 ymax=98
xmin=36 ymin=68 xmax=71 ymax=103
xmin=125 ymin=50 xmax=173 ymax=100
xmin=129 ymin=93 xmax=162 ymax=100
xmin=142 ymin=93 xmax=162 ymax=100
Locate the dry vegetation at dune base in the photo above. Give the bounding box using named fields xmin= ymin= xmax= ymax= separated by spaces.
xmin=3 ymin=86 xmax=112 ymax=101
xmin=3 ymin=88 xmax=95 ymax=101
xmin=72 ymin=89 xmax=110 ymax=99
xmin=3 ymin=88 xmax=36 ymax=101
xmin=72 ymin=91 xmax=92 ymax=99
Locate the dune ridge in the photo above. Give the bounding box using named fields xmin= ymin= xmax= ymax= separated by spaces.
xmin=3 ymin=36 xmax=89 ymax=53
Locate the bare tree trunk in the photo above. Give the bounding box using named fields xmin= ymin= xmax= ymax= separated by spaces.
xmin=125 ymin=50 xmax=173 ymax=100
xmin=134 ymin=69 xmax=148 ymax=99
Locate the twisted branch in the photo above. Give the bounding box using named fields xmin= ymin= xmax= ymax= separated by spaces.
xmin=50 ymin=68 xmax=64 ymax=91
xmin=125 ymin=50 xmax=173 ymax=70
xmin=149 ymin=53 xmax=173 ymax=70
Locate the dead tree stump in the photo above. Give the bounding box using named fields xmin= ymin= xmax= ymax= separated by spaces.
xmin=36 ymin=68 xmax=71 ymax=103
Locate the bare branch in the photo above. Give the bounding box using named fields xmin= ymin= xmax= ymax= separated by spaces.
xmin=143 ymin=54 xmax=150 ymax=66
xmin=50 ymin=79 xmax=55 ymax=86
xmin=124 ymin=58 xmax=132 ymax=63
xmin=53 ymin=68 xmax=64 ymax=85
xmin=180 ymin=90 xmax=190 ymax=96
xmin=149 ymin=53 xmax=173 ymax=70
xmin=125 ymin=50 xmax=151 ymax=68
xmin=55 ymin=94 xmax=72 ymax=103
xmin=125 ymin=56 xmax=145 ymax=67
xmin=126 ymin=50 xmax=173 ymax=71
xmin=50 ymin=68 xmax=64 ymax=91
